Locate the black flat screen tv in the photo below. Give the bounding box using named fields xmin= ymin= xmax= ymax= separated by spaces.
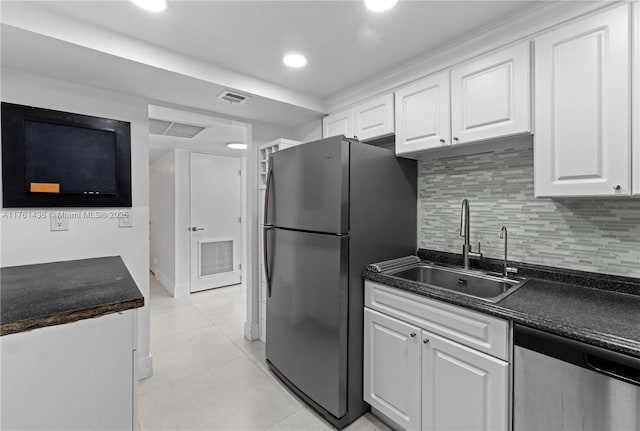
xmin=2 ymin=102 xmax=132 ymax=208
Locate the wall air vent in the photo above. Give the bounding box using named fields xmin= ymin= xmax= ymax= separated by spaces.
xmin=217 ymin=90 xmax=250 ymax=105
xmin=149 ymin=119 xmax=206 ymax=138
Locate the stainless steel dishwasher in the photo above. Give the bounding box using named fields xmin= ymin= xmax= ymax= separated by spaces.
xmin=514 ymin=323 xmax=640 ymax=431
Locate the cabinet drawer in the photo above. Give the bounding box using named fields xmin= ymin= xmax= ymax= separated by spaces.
xmin=365 ymin=281 xmax=509 ymax=360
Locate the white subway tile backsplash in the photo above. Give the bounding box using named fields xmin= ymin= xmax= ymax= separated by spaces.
xmin=418 ymin=146 xmax=640 ymax=278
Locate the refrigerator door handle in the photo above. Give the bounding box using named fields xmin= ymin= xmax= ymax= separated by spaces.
xmin=264 ymin=164 xmax=274 ymax=297
xmin=263 ymin=226 xmax=273 ymax=296
xmin=264 ymin=165 xmax=274 ymax=226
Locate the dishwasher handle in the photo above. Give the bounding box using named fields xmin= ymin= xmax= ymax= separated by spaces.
xmin=584 ymin=353 xmax=640 ymax=386
xmin=514 ymin=323 xmax=640 ymax=386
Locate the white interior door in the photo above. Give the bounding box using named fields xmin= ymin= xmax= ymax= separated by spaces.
xmin=190 ymin=152 xmax=242 ymax=293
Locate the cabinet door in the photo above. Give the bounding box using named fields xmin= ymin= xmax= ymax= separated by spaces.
xmin=534 ymin=5 xmax=631 ymax=197
xmin=354 ymin=94 xmax=394 ymax=141
xmin=323 ymin=108 xmax=354 ymax=139
xmin=421 ymin=330 xmax=509 ymax=431
xmin=451 ymin=42 xmax=531 ymax=144
xmin=364 ymin=308 xmax=421 ymax=431
xmin=395 ymin=72 xmax=451 ymax=155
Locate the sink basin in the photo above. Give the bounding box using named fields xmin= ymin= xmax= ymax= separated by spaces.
xmin=388 ymin=262 xmax=529 ymax=303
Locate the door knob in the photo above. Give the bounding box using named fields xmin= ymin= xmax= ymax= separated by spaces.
xmin=191 ymin=227 xmax=205 ymax=232
xmin=423 ymin=338 xmax=430 ymax=344
xmin=613 ymin=185 xmax=621 ymax=191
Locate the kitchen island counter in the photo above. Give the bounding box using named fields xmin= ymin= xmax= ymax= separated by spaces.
xmin=1 ymin=256 xmax=144 ymax=336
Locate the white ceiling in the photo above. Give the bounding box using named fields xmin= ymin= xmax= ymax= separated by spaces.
xmin=0 ymin=0 xmax=539 ymax=133
xmin=0 ymin=25 xmax=322 ymax=128
xmin=27 ymin=0 xmax=534 ymax=99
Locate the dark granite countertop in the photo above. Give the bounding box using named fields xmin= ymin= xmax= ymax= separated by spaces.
xmin=364 ymin=250 xmax=640 ymax=359
xmin=1 ymin=256 xmax=144 ymax=336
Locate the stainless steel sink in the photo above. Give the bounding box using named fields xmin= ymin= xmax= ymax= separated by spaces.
xmin=388 ymin=262 xmax=529 ymax=303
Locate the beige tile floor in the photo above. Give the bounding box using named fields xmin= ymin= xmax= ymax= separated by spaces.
xmin=139 ymin=274 xmax=391 ymax=431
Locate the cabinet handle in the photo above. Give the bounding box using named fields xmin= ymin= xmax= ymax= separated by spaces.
xmin=453 ymin=137 xmax=459 ymax=142
xmin=410 ymin=332 xmax=416 ymax=338
xmin=614 ymin=185 xmax=621 ymax=191
xmin=423 ymin=338 xmax=430 ymax=344
xmin=439 ymin=139 xmax=445 ymax=144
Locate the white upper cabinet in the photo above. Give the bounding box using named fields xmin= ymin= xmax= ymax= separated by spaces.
xmin=395 ymin=72 xmax=451 ymax=155
xmin=534 ymin=5 xmax=631 ymax=197
xmin=353 ymin=94 xmax=394 ymax=141
xmin=322 ymin=107 xmax=354 ymax=139
xmin=323 ymin=94 xmax=394 ymax=142
xmin=451 ymin=42 xmax=531 ymax=145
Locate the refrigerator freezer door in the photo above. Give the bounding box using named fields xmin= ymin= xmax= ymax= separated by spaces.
xmin=265 ymin=228 xmax=349 ymax=418
xmin=267 ymin=136 xmax=349 ymax=234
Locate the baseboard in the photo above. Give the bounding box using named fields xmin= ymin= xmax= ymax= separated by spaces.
xmin=153 ymin=269 xmax=175 ymax=296
xmin=244 ymin=321 xmax=260 ymax=341
xmin=173 ymin=283 xmax=190 ymax=297
xmin=138 ymin=352 xmax=153 ymax=380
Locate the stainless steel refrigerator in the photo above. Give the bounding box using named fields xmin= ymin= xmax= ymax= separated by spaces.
xmin=263 ymin=136 xmax=417 ymax=428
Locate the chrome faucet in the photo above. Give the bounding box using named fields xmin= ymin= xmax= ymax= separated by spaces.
xmin=459 ymin=199 xmax=482 ymax=269
xmin=499 ymin=226 xmax=518 ymax=278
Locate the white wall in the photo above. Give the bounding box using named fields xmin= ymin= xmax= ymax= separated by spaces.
xmin=293 ymin=118 xmax=322 ymax=143
xmin=149 ymin=150 xmax=176 ymax=294
xmin=174 ymin=148 xmax=191 ymax=297
xmin=0 ymin=69 xmax=152 ymax=379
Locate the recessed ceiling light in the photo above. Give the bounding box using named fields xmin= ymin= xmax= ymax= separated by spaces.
xmin=132 ymin=0 xmax=167 ymax=12
xmin=364 ymin=0 xmax=398 ymax=13
xmin=283 ymin=52 xmax=308 ymax=68
xmin=227 ymin=142 xmax=247 ymax=150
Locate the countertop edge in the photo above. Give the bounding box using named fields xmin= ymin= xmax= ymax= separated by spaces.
xmin=363 ymin=270 xmax=640 ymax=359
xmin=0 ymin=297 xmax=144 ymax=337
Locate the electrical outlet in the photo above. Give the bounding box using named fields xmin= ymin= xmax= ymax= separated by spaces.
xmin=118 ymin=210 xmax=133 ymax=228
xmin=50 ymin=212 xmax=69 ymax=231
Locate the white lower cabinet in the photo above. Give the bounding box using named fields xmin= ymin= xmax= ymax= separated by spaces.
xmin=1 ymin=310 xmax=137 ymax=430
xmin=364 ymin=281 xmax=510 ymax=431
xmin=364 ymin=308 xmax=422 ymax=430
xmin=422 ymin=330 xmax=509 ymax=431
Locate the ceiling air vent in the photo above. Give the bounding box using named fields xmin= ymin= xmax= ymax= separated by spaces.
xmin=149 ymin=119 xmax=206 ymax=138
xmin=217 ymin=90 xmax=249 ymax=105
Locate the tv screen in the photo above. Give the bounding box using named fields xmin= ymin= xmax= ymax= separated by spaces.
xmin=24 ymin=120 xmax=118 ymax=195
xmin=2 ymin=102 xmax=131 ymax=208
